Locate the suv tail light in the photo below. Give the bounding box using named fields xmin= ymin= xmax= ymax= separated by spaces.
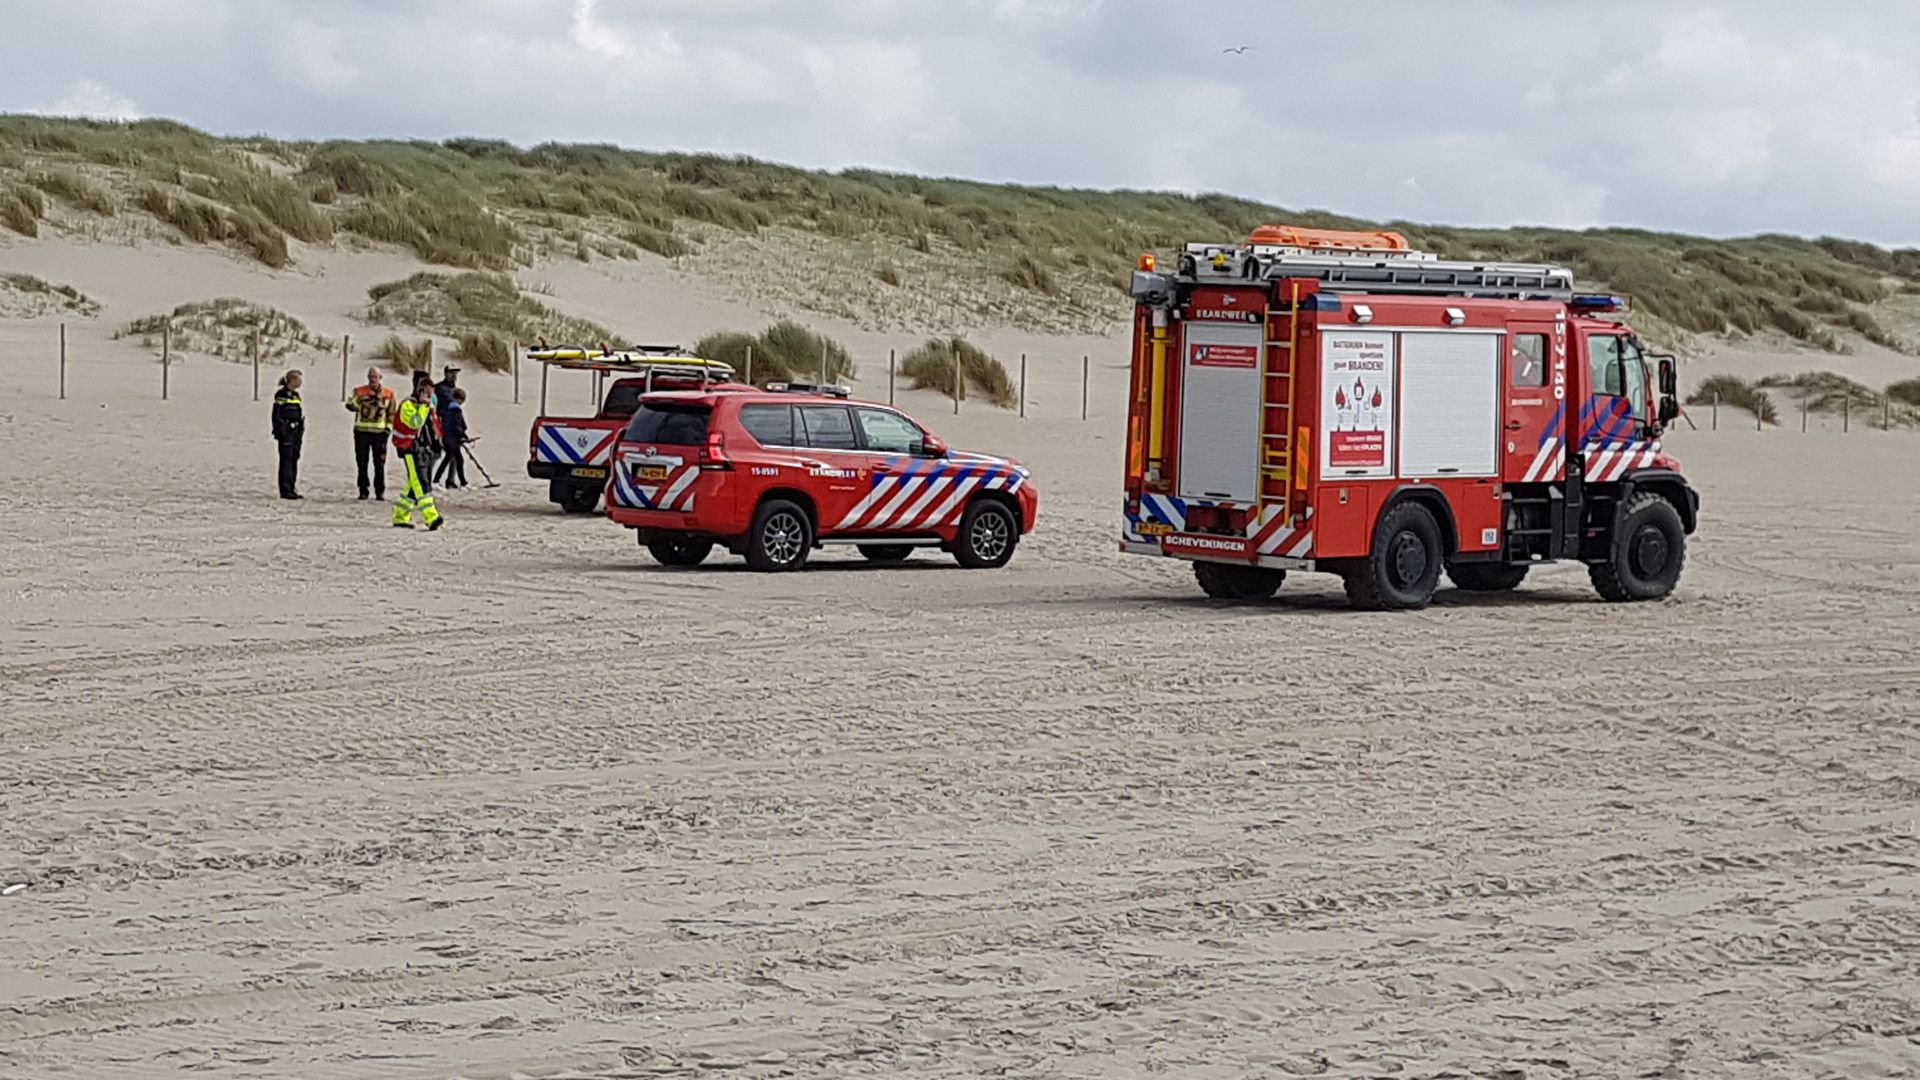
xmin=701 ymin=431 xmax=732 ymax=470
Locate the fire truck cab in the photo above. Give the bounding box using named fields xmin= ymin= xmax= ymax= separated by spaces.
xmin=1121 ymin=226 xmax=1700 ymax=610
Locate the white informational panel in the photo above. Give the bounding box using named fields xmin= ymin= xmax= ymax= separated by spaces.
xmin=1177 ymin=322 xmax=1265 ymax=504
xmin=1397 ymin=331 xmax=1500 ymax=478
xmin=1319 ymin=331 xmax=1397 ymax=480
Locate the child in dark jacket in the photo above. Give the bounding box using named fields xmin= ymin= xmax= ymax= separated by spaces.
xmin=434 ymin=387 xmax=471 ymax=489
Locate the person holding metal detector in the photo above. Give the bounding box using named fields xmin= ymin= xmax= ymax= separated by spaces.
xmin=434 ymin=387 xmax=471 ymax=489
xmin=390 ymin=375 xmax=444 ymax=530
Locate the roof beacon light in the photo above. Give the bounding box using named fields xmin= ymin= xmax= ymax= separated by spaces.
xmin=1138 ymin=253 xmax=1157 ymax=272
xmin=1571 ymin=294 xmax=1628 ymax=313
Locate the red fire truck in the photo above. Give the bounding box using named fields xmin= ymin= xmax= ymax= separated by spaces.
xmin=1121 ymin=225 xmax=1699 ymax=610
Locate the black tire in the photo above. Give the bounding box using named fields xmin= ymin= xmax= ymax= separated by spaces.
xmin=1590 ymin=492 xmax=1686 ymax=602
xmin=952 ymin=500 xmax=1019 ymax=569
xmin=554 ymin=480 xmax=601 ymax=515
xmin=1194 ymin=561 xmax=1286 ymax=601
xmin=1344 ymin=501 xmax=1444 ymax=611
xmin=647 ymin=535 xmax=714 ymax=567
xmin=1446 ymin=561 xmax=1530 ymax=593
xmin=858 ymin=544 xmax=914 ymax=564
xmin=746 ymin=498 xmax=812 ymax=572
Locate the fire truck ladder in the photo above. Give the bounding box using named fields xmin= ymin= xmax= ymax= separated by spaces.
xmin=1251 ymin=253 xmax=1575 ymax=300
xmin=1182 ymin=248 xmax=1575 ymax=302
xmin=1257 ymin=282 xmax=1304 ymax=518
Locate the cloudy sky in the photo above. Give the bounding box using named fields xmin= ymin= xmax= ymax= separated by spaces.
xmin=3 ymin=0 xmax=1917 ymax=245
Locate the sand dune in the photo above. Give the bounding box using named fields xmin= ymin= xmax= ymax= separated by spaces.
xmin=3 ymin=246 xmax=1920 ymax=1078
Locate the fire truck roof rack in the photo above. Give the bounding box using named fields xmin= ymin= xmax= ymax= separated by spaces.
xmin=1176 ymin=249 xmax=1575 ymax=301
xmin=1258 ymin=253 xmax=1576 ymax=301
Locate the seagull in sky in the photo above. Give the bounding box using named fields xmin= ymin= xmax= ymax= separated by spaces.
xmin=1223 ymin=45 xmax=1252 ymax=54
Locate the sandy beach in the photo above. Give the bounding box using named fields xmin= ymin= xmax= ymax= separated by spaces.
xmin=2 ymin=254 xmax=1919 ymax=1078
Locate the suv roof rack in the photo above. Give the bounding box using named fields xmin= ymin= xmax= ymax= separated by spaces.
xmin=527 ymin=345 xmax=736 ymax=379
xmin=765 ymin=381 xmax=851 ymax=398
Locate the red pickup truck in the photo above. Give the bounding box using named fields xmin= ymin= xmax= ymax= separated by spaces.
xmin=526 ymin=351 xmax=741 ymax=513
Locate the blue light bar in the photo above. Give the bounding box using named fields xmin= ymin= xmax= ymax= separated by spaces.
xmin=1571 ymin=293 xmax=1627 ymax=312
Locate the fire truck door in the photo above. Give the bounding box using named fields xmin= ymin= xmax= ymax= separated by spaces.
xmin=1177 ymin=322 xmax=1264 ymax=504
xmin=1502 ymin=321 xmax=1565 ymax=484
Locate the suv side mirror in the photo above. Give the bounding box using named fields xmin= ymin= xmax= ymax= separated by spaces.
xmin=917 ymin=433 xmax=949 ymax=458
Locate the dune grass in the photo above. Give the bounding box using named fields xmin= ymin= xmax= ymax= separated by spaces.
xmin=692 ymin=321 xmax=854 ymax=385
xmin=0 ymin=272 xmax=100 ymax=317
xmin=374 ymin=334 xmax=436 ymax=375
xmin=1886 ymin=378 xmax=1920 ymax=407
xmin=1 ymin=184 xmax=44 ymax=236
xmin=620 ymin=223 xmax=691 ymax=258
xmin=26 ymin=168 xmax=115 ymax=215
xmin=134 ymin=186 xmax=291 ymax=267
xmin=1687 ymin=374 xmax=1779 ymax=426
xmin=900 ymin=337 xmax=1017 ymax=408
xmin=117 ymin=298 xmax=334 ymax=363
xmin=364 ymin=270 xmax=618 ymax=346
xmin=454 ymin=329 xmax=515 ymax=373
xmin=1754 ymin=371 xmax=1882 ymax=413
xmin=5 ymin=115 xmax=1920 ymax=351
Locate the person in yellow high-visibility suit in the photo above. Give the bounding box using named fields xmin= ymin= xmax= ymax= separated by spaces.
xmin=389 ymin=378 xmax=444 ymax=530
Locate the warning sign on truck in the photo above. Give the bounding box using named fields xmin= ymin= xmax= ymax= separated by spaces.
xmin=1321 ymin=332 xmax=1396 ymax=478
xmin=1188 ymin=342 xmax=1259 ymax=369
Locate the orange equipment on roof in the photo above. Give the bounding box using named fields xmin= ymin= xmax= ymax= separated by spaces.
xmin=1246 ymin=225 xmax=1410 ymax=252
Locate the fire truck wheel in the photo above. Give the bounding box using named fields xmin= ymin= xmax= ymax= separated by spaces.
xmin=1345 ymin=502 xmax=1444 ymax=611
xmin=646 ymin=536 xmax=714 ymax=567
xmin=953 ymin=500 xmax=1019 ymax=569
xmin=1590 ymin=492 xmax=1686 ymax=602
xmin=746 ymin=499 xmax=813 ymax=572
xmin=858 ymin=544 xmax=915 ymax=564
xmin=1194 ymin=561 xmax=1286 ymax=601
xmin=1445 ymin=561 xmax=1530 ymax=593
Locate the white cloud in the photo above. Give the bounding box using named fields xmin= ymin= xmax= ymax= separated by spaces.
xmin=42 ymin=79 xmax=141 ymax=121
xmin=2 ymin=0 xmax=1919 ymax=245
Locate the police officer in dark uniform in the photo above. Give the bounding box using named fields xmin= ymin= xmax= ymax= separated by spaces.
xmin=272 ymin=369 xmax=306 ymax=500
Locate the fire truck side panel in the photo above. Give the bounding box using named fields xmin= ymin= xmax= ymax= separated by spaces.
xmin=1395 ymin=331 xmax=1501 ymax=479
xmin=1177 ymin=318 xmax=1265 ymax=504
xmin=1310 ymin=483 xmax=1371 ymax=558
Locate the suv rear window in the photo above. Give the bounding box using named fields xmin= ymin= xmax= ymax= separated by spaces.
xmin=625 ymin=403 xmax=711 ymax=445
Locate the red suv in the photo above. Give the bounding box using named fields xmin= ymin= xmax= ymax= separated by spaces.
xmin=605 ymin=387 xmax=1038 ymax=571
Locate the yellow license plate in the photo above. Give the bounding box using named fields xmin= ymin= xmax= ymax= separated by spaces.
xmin=637 ymin=466 xmax=668 ymax=480
xmin=571 ymin=466 xmax=607 ymax=479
